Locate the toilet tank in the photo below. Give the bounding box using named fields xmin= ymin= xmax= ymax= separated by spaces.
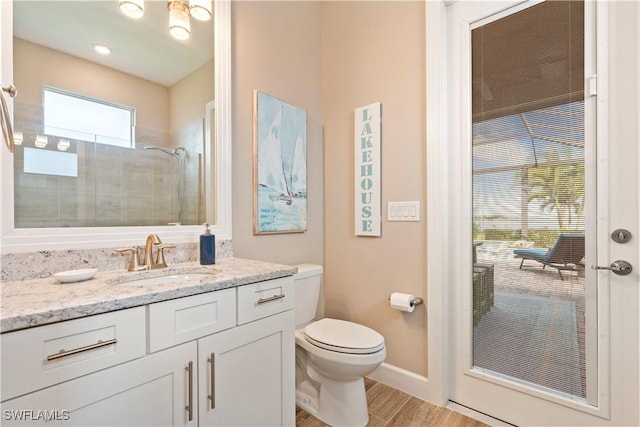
xmin=293 ymin=264 xmax=323 ymax=327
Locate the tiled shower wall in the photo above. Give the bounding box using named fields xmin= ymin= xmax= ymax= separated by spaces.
xmin=13 ymin=101 xmax=203 ymax=228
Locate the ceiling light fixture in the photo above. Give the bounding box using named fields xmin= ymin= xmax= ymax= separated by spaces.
xmin=34 ymin=135 xmax=48 ymax=148
xmin=189 ymin=0 xmax=212 ymax=21
xmin=168 ymin=1 xmax=191 ymax=40
xmin=93 ymin=43 xmax=111 ymax=55
xmin=119 ymin=0 xmax=144 ymax=19
xmin=118 ymin=1 xmax=211 ymax=41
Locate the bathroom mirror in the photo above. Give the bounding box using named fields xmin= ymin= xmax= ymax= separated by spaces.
xmin=0 ymin=0 xmax=232 ymax=252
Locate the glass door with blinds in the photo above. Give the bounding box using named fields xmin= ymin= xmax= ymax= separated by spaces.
xmin=470 ymin=1 xmax=588 ymax=400
xmin=443 ymin=0 xmax=639 ymax=425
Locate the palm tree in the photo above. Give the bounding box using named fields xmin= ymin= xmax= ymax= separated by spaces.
xmin=526 ymin=150 xmax=584 ymax=229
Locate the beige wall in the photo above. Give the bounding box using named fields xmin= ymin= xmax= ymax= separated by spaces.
xmin=322 ymin=1 xmax=427 ymax=375
xmin=231 ymin=1 xmax=427 ymax=375
xmin=15 ymin=37 xmax=214 ymax=137
xmin=13 ymin=38 xmax=170 ymax=133
xmin=170 ymin=60 xmax=214 ymax=132
xmin=231 ymin=1 xmax=324 ymax=268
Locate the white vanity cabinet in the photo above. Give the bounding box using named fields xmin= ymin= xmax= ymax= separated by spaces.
xmin=1 ymin=341 xmax=198 ymax=427
xmin=151 ymin=278 xmax=296 ymax=427
xmin=0 ymin=276 xmax=295 ymax=427
xmin=212 ymin=277 xmax=295 ymax=426
xmin=0 ymin=307 xmax=147 ymax=402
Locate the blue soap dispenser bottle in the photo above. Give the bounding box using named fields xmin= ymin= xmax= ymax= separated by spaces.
xmin=200 ymin=223 xmax=215 ymax=265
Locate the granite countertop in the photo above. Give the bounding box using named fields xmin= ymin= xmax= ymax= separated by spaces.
xmin=0 ymin=257 xmax=297 ymax=334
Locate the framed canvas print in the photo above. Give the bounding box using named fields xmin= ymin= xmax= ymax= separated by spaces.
xmin=253 ymin=90 xmax=307 ymax=234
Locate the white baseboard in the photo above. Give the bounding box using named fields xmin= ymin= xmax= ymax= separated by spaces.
xmin=367 ymin=362 xmax=430 ymax=402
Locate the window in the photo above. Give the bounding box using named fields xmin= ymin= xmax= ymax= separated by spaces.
xmin=43 ymin=86 xmax=135 ymax=148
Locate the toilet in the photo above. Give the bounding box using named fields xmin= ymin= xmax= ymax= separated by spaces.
xmin=294 ymin=264 xmax=386 ymax=427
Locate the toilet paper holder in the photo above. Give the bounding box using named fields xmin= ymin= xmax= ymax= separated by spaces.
xmin=388 ymin=295 xmax=423 ymax=307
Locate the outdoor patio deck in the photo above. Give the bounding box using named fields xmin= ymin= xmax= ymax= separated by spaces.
xmin=492 ymin=257 xmax=585 ymax=300
xmin=473 ymin=246 xmax=586 ymax=399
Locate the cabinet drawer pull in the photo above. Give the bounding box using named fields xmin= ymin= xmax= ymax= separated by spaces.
xmin=256 ymin=294 xmax=285 ymax=305
xmin=185 ymin=361 xmax=193 ymax=421
xmin=46 ymin=339 xmax=117 ymax=361
xmin=208 ymin=353 xmax=216 ymax=409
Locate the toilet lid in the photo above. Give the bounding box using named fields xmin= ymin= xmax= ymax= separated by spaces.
xmin=303 ymin=318 xmax=385 ymax=354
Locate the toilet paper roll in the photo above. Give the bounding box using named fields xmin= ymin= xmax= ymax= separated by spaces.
xmin=390 ymin=292 xmax=415 ymax=313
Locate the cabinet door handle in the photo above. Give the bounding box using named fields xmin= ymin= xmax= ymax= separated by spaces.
xmin=256 ymin=294 xmax=285 ymax=305
xmin=208 ymin=353 xmax=216 ymax=409
xmin=185 ymin=361 xmax=193 ymax=421
xmin=46 ymin=339 xmax=117 ymax=361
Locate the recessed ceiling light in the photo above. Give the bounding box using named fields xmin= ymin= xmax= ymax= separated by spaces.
xmin=93 ymin=43 xmax=111 ymax=55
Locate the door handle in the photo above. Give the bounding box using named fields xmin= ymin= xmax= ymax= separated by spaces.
xmin=2 ymin=85 xmax=17 ymax=98
xmin=1 ymin=84 xmax=17 ymax=153
xmin=591 ymin=260 xmax=633 ymax=275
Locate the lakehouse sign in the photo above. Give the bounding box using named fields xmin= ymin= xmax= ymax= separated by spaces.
xmin=355 ymin=102 xmax=381 ymax=237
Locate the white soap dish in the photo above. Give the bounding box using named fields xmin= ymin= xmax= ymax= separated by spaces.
xmin=53 ymin=268 xmax=98 ymax=284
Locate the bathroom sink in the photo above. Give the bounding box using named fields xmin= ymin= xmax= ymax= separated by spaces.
xmin=117 ymin=272 xmax=217 ymax=286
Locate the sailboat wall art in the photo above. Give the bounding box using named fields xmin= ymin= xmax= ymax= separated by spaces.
xmin=253 ymin=90 xmax=308 ymax=234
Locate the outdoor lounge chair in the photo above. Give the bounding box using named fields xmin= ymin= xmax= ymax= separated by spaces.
xmin=513 ymin=233 xmax=585 ymax=280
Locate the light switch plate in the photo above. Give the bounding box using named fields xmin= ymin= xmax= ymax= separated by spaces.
xmin=387 ymin=201 xmax=421 ymax=221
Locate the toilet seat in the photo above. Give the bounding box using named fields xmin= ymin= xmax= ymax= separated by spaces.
xmin=303 ymin=318 xmax=385 ymax=354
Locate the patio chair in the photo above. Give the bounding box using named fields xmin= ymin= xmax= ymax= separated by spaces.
xmin=513 ymin=233 xmax=585 ymax=280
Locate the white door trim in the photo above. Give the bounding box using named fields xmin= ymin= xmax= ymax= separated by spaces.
xmin=425 ymin=0 xmax=449 ymax=407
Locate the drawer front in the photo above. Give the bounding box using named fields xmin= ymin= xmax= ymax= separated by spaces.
xmin=237 ymin=276 xmax=295 ymax=325
xmin=148 ymin=289 xmax=236 ymax=353
xmin=1 ymin=307 xmax=146 ymax=401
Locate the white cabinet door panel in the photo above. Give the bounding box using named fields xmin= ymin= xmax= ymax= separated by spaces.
xmin=1 ymin=341 xmax=197 ymax=427
xmin=198 ymin=310 xmax=295 ymax=427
